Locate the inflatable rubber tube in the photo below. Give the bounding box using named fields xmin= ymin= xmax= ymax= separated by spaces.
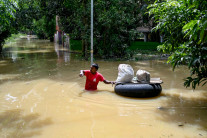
xmin=114 ymin=83 xmax=162 ymax=98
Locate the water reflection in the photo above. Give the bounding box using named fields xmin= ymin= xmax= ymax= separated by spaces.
xmin=54 ymin=43 xmax=70 ymax=63
xmin=11 ymin=47 xmax=18 ymax=62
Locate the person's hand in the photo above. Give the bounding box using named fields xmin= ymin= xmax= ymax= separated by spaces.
xmin=111 ymin=81 xmax=116 ymax=87
xmin=79 ymin=70 xmax=84 ymax=77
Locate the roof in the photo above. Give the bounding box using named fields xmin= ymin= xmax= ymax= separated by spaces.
xmin=137 ymin=27 xmax=151 ymax=33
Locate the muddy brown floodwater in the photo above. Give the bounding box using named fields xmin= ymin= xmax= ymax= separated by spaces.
xmin=0 ymin=38 xmax=207 ymax=138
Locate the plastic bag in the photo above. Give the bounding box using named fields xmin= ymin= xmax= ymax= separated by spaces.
xmin=116 ymin=64 xmax=134 ymax=83
xmin=136 ymin=69 xmax=150 ymax=83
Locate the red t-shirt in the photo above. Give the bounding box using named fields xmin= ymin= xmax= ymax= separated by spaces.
xmin=84 ymin=70 xmax=105 ymax=90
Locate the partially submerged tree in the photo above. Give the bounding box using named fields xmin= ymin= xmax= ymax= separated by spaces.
xmin=148 ymin=0 xmax=207 ymax=89
xmin=0 ymin=0 xmax=18 ymax=53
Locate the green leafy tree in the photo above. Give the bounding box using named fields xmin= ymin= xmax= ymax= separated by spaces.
xmin=16 ymin=0 xmax=40 ymax=33
xmin=148 ymin=0 xmax=207 ymax=89
xmin=35 ymin=0 xmax=56 ymax=41
xmin=0 ymin=0 xmax=18 ymax=53
xmin=56 ymin=0 xmax=154 ymax=59
xmin=1 ymin=0 xmax=56 ymax=53
xmin=17 ymin=0 xmax=56 ymax=41
xmin=32 ymin=16 xmax=56 ymax=41
xmin=94 ymin=0 xmax=140 ymax=58
xmin=55 ymin=0 xmax=93 ymax=59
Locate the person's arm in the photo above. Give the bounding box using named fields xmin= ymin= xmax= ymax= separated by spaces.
xmin=103 ymin=80 xmax=115 ymax=84
xmin=79 ymin=70 xmax=85 ymax=77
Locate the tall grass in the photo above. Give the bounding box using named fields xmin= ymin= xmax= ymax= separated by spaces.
xmin=70 ymin=40 xmax=161 ymax=51
xmin=129 ymin=41 xmax=161 ymax=50
xmin=70 ymin=40 xmax=82 ymax=51
xmin=5 ymin=33 xmax=27 ymax=43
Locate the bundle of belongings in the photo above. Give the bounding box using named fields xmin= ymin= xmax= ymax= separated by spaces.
xmin=116 ymin=64 xmax=134 ymax=83
xmin=136 ymin=69 xmax=150 ymax=83
xmin=116 ymin=64 xmax=162 ymax=84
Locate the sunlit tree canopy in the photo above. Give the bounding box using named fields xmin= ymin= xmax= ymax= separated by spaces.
xmin=148 ymin=0 xmax=207 ymax=89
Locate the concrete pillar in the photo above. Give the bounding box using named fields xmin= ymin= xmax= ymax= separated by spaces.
xmin=160 ymin=35 xmax=164 ymax=43
xmin=144 ymin=33 xmax=148 ymax=42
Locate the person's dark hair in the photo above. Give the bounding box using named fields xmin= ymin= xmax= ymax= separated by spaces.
xmin=92 ymin=63 xmax=99 ymax=70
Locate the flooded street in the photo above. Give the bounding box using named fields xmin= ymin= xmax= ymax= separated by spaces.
xmin=0 ymin=38 xmax=207 ymax=138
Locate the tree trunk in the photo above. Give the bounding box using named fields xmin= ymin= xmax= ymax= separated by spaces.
xmin=81 ymin=39 xmax=88 ymax=60
xmin=0 ymin=45 xmax=2 ymax=55
xmin=82 ymin=39 xmax=85 ymax=57
xmin=84 ymin=40 xmax=88 ymax=60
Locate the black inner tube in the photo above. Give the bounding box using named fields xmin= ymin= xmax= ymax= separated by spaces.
xmin=114 ymin=83 xmax=162 ymax=98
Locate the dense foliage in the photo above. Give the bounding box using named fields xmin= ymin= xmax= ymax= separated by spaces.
xmin=148 ymin=0 xmax=207 ymax=89
xmin=1 ymin=0 xmax=154 ymax=58
xmin=0 ymin=0 xmax=18 ymax=53
xmin=16 ymin=0 xmax=56 ymax=41
xmin=0 ymin=0 xmax=56 ymax=50
xmin=55 ymin=0 xmax=153 ymax=59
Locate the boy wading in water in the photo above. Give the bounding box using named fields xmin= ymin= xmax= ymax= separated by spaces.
xmin=79 ymin=63 xmax=115 ymax=91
